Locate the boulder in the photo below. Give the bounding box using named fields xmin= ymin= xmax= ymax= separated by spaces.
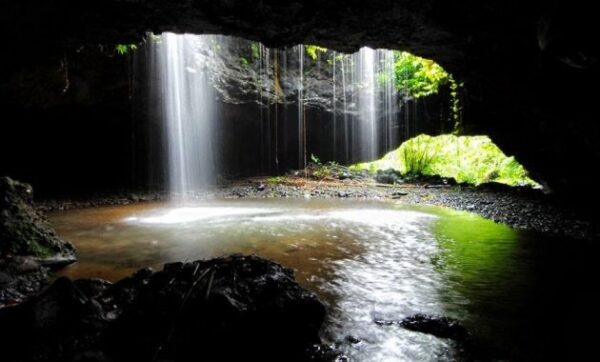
xmin=0 ymin=255 xmax=327 ymax=362
xmin=399 ymin=314 xmax=470 ymax=342
xmin=0 ymin=177 xmax=77 ymax=306
xmin=0 ymin=176 xmax=75 ymax=259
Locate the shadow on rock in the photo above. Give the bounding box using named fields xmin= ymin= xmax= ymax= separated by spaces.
xmin=0 ymin=255 xmax=328 ymax=362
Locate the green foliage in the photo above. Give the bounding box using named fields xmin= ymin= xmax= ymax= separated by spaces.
xmin=240 ymin=57 xmax=249 ymax=67
xmin=399 ymin=136 xmax=439 ymax=175
xmin=115 ymin=43 xmax=137 ymax=55
xmin=267 ymin=176 xmax=285 ymax=185
xmin=392 ymin=51 xmax=449 ymax=99
xmin=305 ymin=45 xmax=328 ymax=61
xmin=351 ymin=134 xmax=538 ymax=187
xmin=310 ymin=153 xmax=322 ymax=165
xmin=310 ymin=154 xmax=344 ymax=179
xmin=251 ymin=43 xmax=260 ymax=60
xmin=449 ymin=76 xmax=462 ymax=133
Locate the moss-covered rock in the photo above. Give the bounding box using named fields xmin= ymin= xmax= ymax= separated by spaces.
xmin=0 ymin=177 xmax=75 ymax=260
xmin=352 ymin=134 xmax=539 ymax=187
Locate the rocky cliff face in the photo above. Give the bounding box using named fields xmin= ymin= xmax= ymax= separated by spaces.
xmin=1 ymin=0 xmax=597 ymax=200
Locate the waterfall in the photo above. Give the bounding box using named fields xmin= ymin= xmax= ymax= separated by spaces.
xmin=334 ymin=47 xmax=397 ymax=163
xmin=341 ymin=57 xmax=350 ymax=162
xmin=297 ymin=45 xmax=305 ymax=170
xmin=332 ymin=51 xmax=337 ymax=159
xmin=145 ymin=33 xmax=403 ymax=187
xmin=356 ymin=47 xmax=377 ymax=160
xmin=150 ymin=33 xmax=216 ymax=197
xmin=378 ymin=50 xmax=398 ymax=151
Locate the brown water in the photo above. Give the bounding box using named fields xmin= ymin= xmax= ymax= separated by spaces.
xmin=48 ymin=198 xmax=596 ymax=361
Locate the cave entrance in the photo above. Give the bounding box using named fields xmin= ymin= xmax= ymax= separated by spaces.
xmin=129 ymin=32 xmax=535 ymax=193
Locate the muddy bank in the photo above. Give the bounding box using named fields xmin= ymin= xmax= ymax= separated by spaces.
xmin=39 ymin=177 xmax=598 ymax=241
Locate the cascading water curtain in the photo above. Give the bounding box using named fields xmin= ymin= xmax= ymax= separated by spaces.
xmin=150 ymin=33 xmax=217 ymax=197
xmin=147 ymin=33 xmax=401 ymax=184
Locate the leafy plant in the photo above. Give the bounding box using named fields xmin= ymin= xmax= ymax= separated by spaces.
xmin=310 ymin=153 xmax=322 ymax=166
xmin=115 ymin=43 xmax=137 ymax=55
xmin=392 ymin=51 xmax=449 ymax=99
xmin=400 ymin=136 xmax=438 ymax=175
xmin=310 ymin=154 xmax=346 ymax=179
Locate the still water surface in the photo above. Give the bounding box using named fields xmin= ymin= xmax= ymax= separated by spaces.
xmin=49 ymin=199 xmax=594 ymax=361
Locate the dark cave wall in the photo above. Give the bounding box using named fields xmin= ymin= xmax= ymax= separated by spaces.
xmin=1 ymin=0 xmax=598 ymax=199
xmin=0 ymin=47 xmax=137 ymax=197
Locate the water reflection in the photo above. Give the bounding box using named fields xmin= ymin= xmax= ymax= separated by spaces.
xmin=49 ymin=199 xmax=584 ymax=361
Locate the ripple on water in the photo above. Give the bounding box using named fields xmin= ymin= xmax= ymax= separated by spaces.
xmin=49 ymin=199 xmax=549 ymax=361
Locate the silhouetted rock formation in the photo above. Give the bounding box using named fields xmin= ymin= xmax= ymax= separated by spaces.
xmin=0 ymin=255 xmax=327 ymax=362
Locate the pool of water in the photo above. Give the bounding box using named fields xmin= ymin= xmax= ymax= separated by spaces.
xmin=49 ymin=198 xmax=597 ymax=361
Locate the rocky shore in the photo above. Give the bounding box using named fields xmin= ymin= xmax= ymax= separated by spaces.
xmin=38 ymin=177 xmax=598 ymax=241
xmin=3 ymin=174 xmax=597 ymax=360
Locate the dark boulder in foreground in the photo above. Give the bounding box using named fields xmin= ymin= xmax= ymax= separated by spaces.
xmin=0 ymin=255 xmax=327 ymax=362
xmin=0 ymin=176 xmax=75 ymax=259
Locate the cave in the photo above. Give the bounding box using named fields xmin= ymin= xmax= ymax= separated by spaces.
xmin=1 ymin=1 xmax=599 ymax=361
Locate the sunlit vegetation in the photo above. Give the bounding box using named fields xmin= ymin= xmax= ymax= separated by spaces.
xmin=351 ymin=134 xmax=538 ymax=187
xmin=392 ymin=51 xmax=449 ymax=99
xmin=115 ymin=44 xmax=138 ymax=55
xmin=305 ymin=45 xmax=328 ymax=61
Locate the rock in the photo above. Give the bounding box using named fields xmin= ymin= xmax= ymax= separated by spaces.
xmin=305 ymin=343 xmax=347 ymax=361
xmin=15 ymin=256 xmax=40 ymax=273
xmin=344 ymin=335 xmax=361 ymax=344
xmin=0 ymin=271 xmax=12 ymax=286
xmin=400 ymin=314 xmax=470 ymax=342
xmin=391 ymin=191 xmax=408 ymax=199
xmin=0 ymin=255 xmax=326 ymax=362
xmin=0 ymin=176 xmax=75 ymax=259
xmin=338 ymin=172 xmax=351 ymax=180
xmin=257 ymin=182 xmax=266 ymax=191
xmin=374 ymin=168 xmax=403 ymax=184
xmin=0 ymin=177 xmax=76 ymax=305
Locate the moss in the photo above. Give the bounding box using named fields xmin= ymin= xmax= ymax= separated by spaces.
xmin=305 ymin=45 xmax=328 ymax=61
xmin=351 ymin=134 xmax=538 ymax=187
xmin=27 ymin=240 xmax=53 ymax=258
